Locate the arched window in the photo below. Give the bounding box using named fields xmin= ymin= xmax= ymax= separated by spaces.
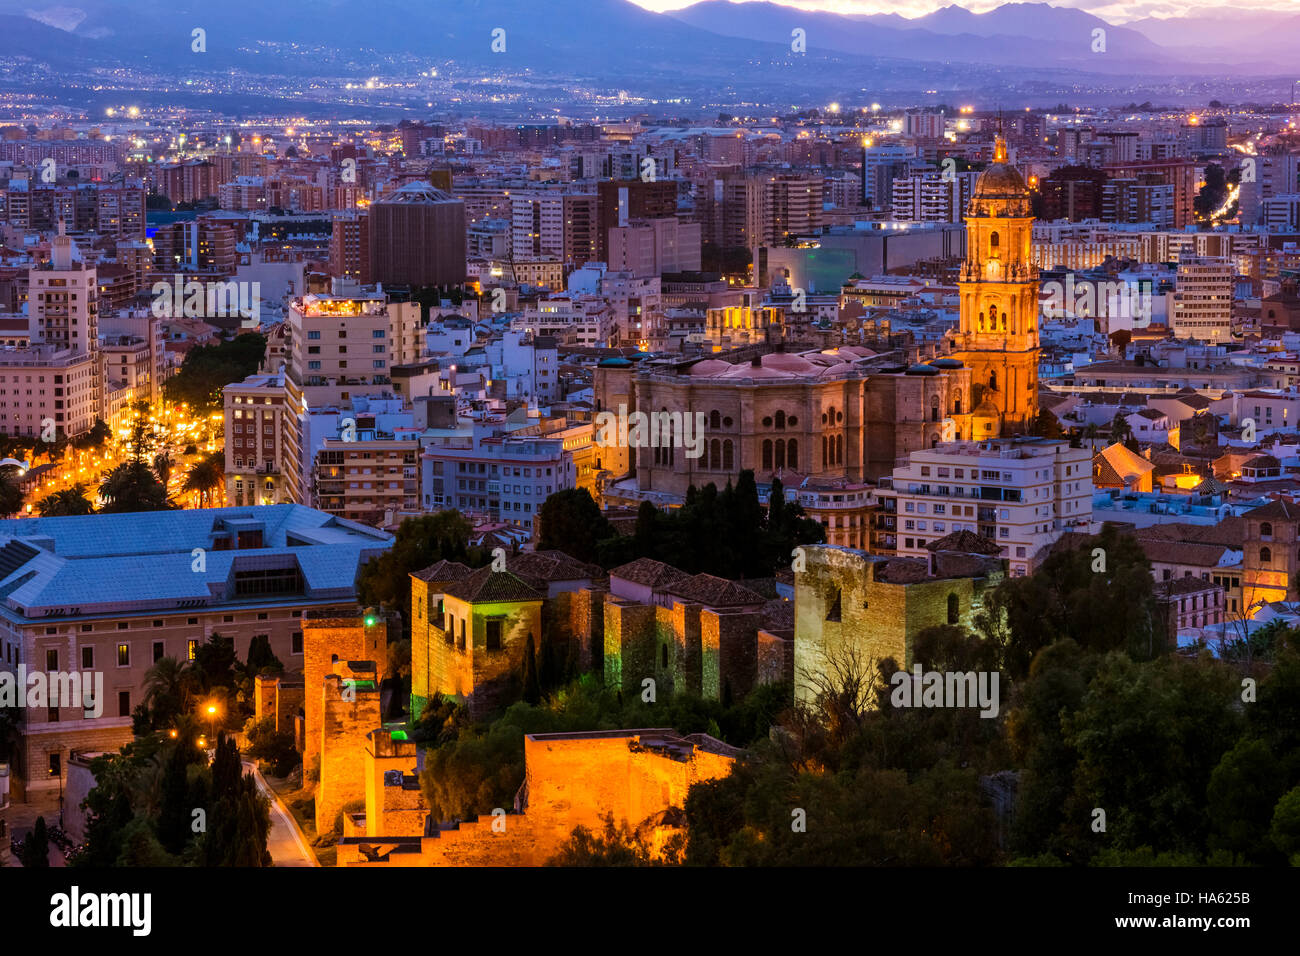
xmin=709 ymin=410 xmax=721 ymax=430
xmin=788 ymin=439 xmax=798 ymax=469
xmin=1261 ymin=521 xmax=1273 ymax=537
xmin=835 ymin=434 xmax=843 ymax=464
xmin=822 ymin=435 xmax=829 ymax=467
xmin=723 ymin=440 xmax=734 ymax=470
xmin=989 ymin=371 xmax=998 ymax=392
xmin=775 ymin=439 xmax=786 ymax=470
xmin=710 ymin=438 xmax=721 ymax=470
xmin=931 ymin=433 xmax=941 ymax=448
xmin=947 ymin=593 xmax=960 ymax=625
xmin=931 ymin=394 xmax=940 ymax=422
xmin=990 ymin=231 xmax=1000 ymax=249
xmin=762 ymin=439 xmax=773 ymax=470
xmin=953 ymin=391 xmax=963 ymax=415
xmin=1261 ymin=547 xmax=1272 ymax=563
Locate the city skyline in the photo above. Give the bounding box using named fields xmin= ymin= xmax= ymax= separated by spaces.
xmin=0 ymin=1 xmax=1291 ymax=934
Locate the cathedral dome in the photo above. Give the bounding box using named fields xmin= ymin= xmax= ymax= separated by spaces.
xmin=974 ymin=162 xmax=1028 ymax=198
xmin=968 ymin=135 xmax=1032 ymax=218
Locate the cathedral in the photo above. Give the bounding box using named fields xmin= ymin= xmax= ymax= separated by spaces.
xmin=950 ymin=134 xmax=1041 ymax=437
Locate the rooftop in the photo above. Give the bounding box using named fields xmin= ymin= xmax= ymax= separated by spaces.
xmin=0 ymin=505 xmax=392 ymax=621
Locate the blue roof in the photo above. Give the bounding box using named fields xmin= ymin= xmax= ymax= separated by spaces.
xmin=0 ymin=505 xmax=393 ymax=621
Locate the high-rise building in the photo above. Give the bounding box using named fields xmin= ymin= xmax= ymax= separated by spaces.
xmin=223 ymin=368 xmax=307 ymax=507
xmin=286 ymin=285 xmax=421 ymax=407
xmin=951 ymin=135 xmax=1040 ymax=437
xmin=1170 ymin=256 xmax=1234 ymax=343
xmin=891 ymin=170 xmax=979 ymax=223
xmin=862 ymin=143 xmax=917 ymax=210
xmin=156 ymin=159 xmax=217 ymax=204
xmin=421 ymin=433 xmax=575 ymax=533
xmin=761 ymin=174 xmax=825 ymax=242
xmin=313 ymin=407 xmax=420 ymax=524
xmin=31 ymin=222 xmax=98 ymax=356
xmin=1037 ymin=165 xmax=1108 ymax=222
xmin=596 ymin=179 xmax=677 ymax=262
xmin=1103 ymin=159 xmax=1197 ymax=228
xmin=1101 ymin=175 xmax=1175 ymax=228
xmin=368 ymin=181 xmax=466 ymax=287
xmin=607 ymin=218 xmax=702 ymax=277
xmin=903 ymin=110 xmax=946 ymax=140
xmin=329 ymin=212 xmax=371 ymax=284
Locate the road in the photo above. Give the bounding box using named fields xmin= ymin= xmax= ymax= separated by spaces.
xmin=243 ymin=761 xmax=317 ymax=867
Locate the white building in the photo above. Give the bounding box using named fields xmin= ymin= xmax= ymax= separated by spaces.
xmin=421 ymin=430 xmax=575 ymax=532
xmin=889 ymin=437 xmax=1094 ymax=577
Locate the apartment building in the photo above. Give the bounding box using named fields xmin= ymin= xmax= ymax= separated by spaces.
xmin=1171 ymin=256 xmax=1235 ymax=343
xmin=223 ymin=368 xmax=307 ymax=507
xmin=313 ymin=416 xmax=420 ymax=525
xmin=287 ymin=285 xmax=420 ymax=407
xmin=883 ymin=437 xmax=1094 ymax=577
xmin=421 ymin=433 xmax=576 ymax=533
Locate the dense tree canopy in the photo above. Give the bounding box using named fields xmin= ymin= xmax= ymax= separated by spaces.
xmin=162 ymin=333 xmax=266 ymax=411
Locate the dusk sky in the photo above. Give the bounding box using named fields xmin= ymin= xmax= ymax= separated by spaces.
xmin=628 ymin=0 xmax=1296 ymax=24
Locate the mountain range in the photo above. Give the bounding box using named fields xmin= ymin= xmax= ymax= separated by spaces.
xmin=0 ymin=0 xmax=1286 ymax=114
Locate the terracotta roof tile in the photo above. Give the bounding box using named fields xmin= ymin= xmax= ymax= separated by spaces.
xmin=445 ymin=566 xmax=544 ymax=604
xmin=610 ymin=558 xmax=691 ymax=589
xmin=410 ymin=559 xmax=473 ymax=583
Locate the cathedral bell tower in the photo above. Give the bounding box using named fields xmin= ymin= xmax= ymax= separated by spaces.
xmin=952 ymin=134 xmax=1040 ymax=438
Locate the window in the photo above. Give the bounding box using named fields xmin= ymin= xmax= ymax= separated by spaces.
xmin=486 ymin=619 xmax=503 ymax=651
xmin=49 ymin=752 xmax=61 ymax=778
xmin=1261 ymin=547 xmax=1272 ymax=563
xmin=81 ymin=647 xmax=93 ymax=669
xmin=117 ymin=644 xmax=130 ymax=666
xmin=825 ymin=587 xmax=842 ymax=622
xmin=153 ymin=641 xmax=165 ymax=663
xmin=46 ymin=648 xmax=58 ymax=670
xmin=119 ymin=691 xmax=131 ymax=718
xmin=188 ymin=640 xmax=198 ymax=661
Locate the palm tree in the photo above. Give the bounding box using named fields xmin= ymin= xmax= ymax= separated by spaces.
xmin=142 ymin=656 xmax=197 ymax=727
xmin=183 ymin=452 xmax=225 ymax=508
xmin=98 ymin=460 xmax=171 ymax=513
xmin=37 ymin=483 xmax=96 ymax=516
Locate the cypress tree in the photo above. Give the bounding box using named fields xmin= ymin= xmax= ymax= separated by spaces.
xmin=22 ymin=816 xmax=50 ymax=868
xmin=522 ymin=633 xmax=541 ymax=705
